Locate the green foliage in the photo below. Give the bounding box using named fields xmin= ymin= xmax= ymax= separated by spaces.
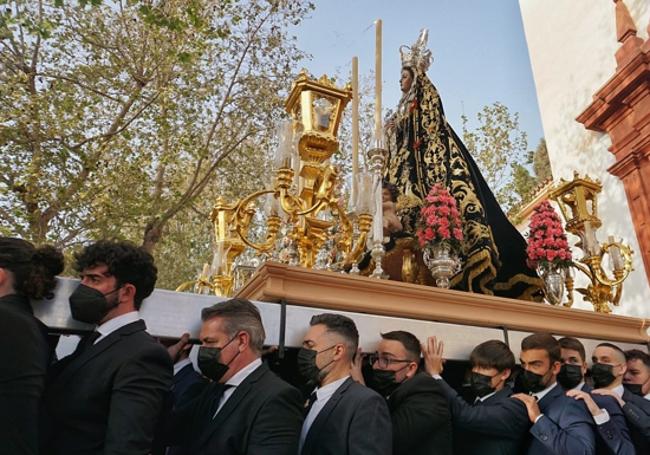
xmin=461 ymin=103 xmax=551 ymax=215
xmin=0 ymin=0 xmax=313 ymax=288
xmin=531 ymin=138 xmax=552 ymax=182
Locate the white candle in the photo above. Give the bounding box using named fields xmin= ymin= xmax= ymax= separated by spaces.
xmin=292 ymin=134 xmax=300 ymax=188
xmin=374 ymin=19 xmax=382 ymax=146
xmin=211 ymin=241 xmax=224 ymax=275
xmin=608 ymin=235 xmax=624 ymax=270
xmin=351 ymin=56 xmax=359 ymax=208
xmin=274 ymin=120 xmax=293 ymax=168
xmin=373 ymin=176 xmax=383 ymax=242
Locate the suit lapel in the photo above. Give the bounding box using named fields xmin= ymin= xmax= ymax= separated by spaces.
xmin=482 ymin=386 xmax=512 ymax=405
xmin=54 ymin=320 xmax=145 ymax=385
xmin=197 ymin=362 xmax=268 ymax=448
xmin=302 ymin=377 xmax=353 ymax=455
xmin=537 ymin=383 xmax=563 ymax=413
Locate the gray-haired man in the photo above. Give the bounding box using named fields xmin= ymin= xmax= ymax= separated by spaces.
xmin=162 ymin=298 xmax=304 ymax=455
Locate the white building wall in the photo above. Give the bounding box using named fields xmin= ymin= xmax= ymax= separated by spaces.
xmin=518 ymin=0 xmax=650 ymax=317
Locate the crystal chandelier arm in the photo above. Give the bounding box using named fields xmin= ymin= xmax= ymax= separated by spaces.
xmin=174 ymin=278 xmax=212 ymax=293
xmin=175 ymin=280 xmax=199 ymax=292
xmin=344 ymin=213 xmax=373 ymax=265
xmin=232 ymin=189 xmax=282 ymax=253
xmin=294 ymin=198 xmax=329 ymax=216
xmin=591 ymin=243 xmax=633 ymax=287
xmin=571 ymin=260 xmax=591 ymax=279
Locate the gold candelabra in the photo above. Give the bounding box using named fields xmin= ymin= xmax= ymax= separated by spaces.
xmin=177 ymin=71 xmax=377 ymax=296
xmin=549 ymin=173 xmax=634 ymax=313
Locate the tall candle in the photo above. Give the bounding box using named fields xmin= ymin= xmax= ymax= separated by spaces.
xmin=374 ymin=19 xmax=382 ymax=146
xmin=373 ymin=176 xmax=383 ymax=242
xmin=352 ymin=56 xmax=359 ymax=207
xmin=608 ymin=235 xmax=624 ymax=271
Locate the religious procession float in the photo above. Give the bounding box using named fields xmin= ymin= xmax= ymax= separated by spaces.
xmin=38 ymin=25 xmax=649 ymax=362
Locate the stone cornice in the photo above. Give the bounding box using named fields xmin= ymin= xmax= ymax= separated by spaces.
xmin=576 ymin=50 xmax=649 ymax=131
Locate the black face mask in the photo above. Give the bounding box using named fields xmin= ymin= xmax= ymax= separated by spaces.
xmin=296 ymin=345 xmax=335 ymax=386
xmin=518 ymin=369 xmax=547 ymax=394
xmin=623 ymin=383 xmax=644 ymax=396
xmin=591 ymin=363 xmax=617 ymax=389
xmin=470 ymin=372 xmax=496 ymax=398
xmin=557 ymin=363 xmax=584 ymax=390
xmin=367 ymin=366 xmax=409 ymax=397
xmin=197 ymin=335 xmax=239 ymax=382
xmin=69 ymin=284 xmax=120 ymax=324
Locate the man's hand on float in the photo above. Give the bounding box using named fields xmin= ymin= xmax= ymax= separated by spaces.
xmin=422 ymin=336 xmax=445 ymax=376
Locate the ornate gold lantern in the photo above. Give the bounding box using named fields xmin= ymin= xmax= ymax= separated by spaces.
xmin=549 ymin=173 xmax=634 ymax=313
xmin=178 ymin=71 xmax=375 ymax=296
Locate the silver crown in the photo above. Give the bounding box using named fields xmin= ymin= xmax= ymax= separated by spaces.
xmin=400 ymin=29 xmax=433 ymax=74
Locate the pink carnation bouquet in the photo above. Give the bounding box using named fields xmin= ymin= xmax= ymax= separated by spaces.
xmin=526 ymin=201 xmax=572 ymax=269
xmin=416 ymin=183 xmax=464 ymax=251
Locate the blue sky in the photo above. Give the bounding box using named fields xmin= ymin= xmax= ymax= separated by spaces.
xmin=292 ymin=0 xmax=545 ymax=149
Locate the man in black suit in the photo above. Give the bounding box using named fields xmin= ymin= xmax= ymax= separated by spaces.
xmin=512 ymin=333 xmax=596 ymax=455
xmin=42 ymin=240 xmax=173 ymax=455
xmin=558 ymin=337 xmax=635 ymax=455
xmin=298 ymin=313 xmax=392 ymax=455
xmin=353 ymin=331 xmax=451 ymax=455
xmin=623 ymin=349 xmax=650 ymax=399
xmin=423 ymin=337 xmax=529 ymax=454
xmin=0 ymin=238 xmax=63 ymax=455
xmin=162 ymin=298 xmax=304 ymax=455
xmin=589 ymin=342 xmax=650 ymax=453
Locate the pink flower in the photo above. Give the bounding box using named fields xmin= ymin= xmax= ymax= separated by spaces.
xmin=453 ymin=228 xmax=463 ymax=241
xmin=424 ymin=227 xmax=435 ymax=241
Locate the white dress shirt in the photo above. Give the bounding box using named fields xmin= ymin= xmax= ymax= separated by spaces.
xmin=571 ymin=381 xmax=586 ymax=391
xmin=299 ymin=375 xmax=350 ymax=451
xmin=532 ymin=380 xmax=557 ymax=402
xmin=644 ymin=393 xmax=650 ymax=401
xmin=173 ymin=357 xmax=193 ymax=376
xmin=611 ymin=384 xmax=625 ymax=398
xmin=95 ymin=311 xmax=140 ymax=344
xmin=475 ymin=389 xmax=498 ymax=403
xmin=531 ymin=381 xmax=558 ymax=424
xmin=213 ymin=358 xmax=263 ymax=417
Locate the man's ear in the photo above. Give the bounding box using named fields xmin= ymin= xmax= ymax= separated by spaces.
xmin=333 ymin=343 xmax=345 ymax=361
xmin=238 ymin=331 xmax=250 ymax=351
xmin=0 ymin=267 xmax=13 ymax=293
xmin=119 ymin=283 xmax=137 ymax=304
xmin=500 ymin=368 xmax=512 ymax=382
xmin=407 ymin=361 xmax=418 ymax=379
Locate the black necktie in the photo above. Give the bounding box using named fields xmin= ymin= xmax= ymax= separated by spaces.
xmin=304 ymin=391 xmax=318 ymax=416
xmin=209 ymin=384 xmax=233 ymax=418
xmin=75 ymin=331 xmax=101 ymax=353
xmin=49 ymin=331 xmax=100 ymax=378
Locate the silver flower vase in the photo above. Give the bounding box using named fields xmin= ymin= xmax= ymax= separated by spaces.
xmin=536 ymin=262 xmax=566 ymax=305
xmin=423 ymin=243 xmax=461 ymax=288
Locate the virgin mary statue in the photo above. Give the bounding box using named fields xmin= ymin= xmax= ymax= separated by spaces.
xmin=384 ymin=30 xmax=542 ymax=300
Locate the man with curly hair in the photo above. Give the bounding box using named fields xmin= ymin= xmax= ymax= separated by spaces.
xmin=42 ymin=240 xmax=173 ymax=455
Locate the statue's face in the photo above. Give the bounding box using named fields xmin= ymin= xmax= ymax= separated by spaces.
xmin=382 ymin=188 xmax=393 ymax=204
xmin=400 ymin=68 xmax=413 ymax=93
